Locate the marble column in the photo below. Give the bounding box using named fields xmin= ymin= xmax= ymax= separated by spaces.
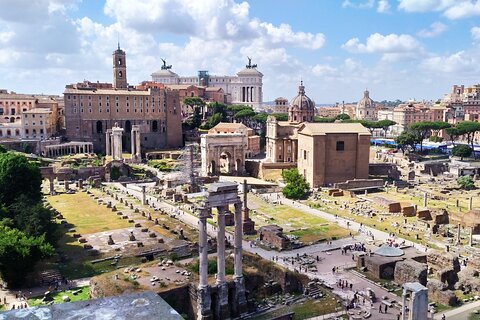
xmin=216 ymin=205 xmax=229 ymax=319
xmin=470 ymin=226 xmax=474 ymax=247
xmin=216 ymin=206 xmax=226 ymax=284
xmin=199 ymin=208 xmax=210 ymax=288
xmin=242 ymin=179 xmax=256 ymax=235
xmin=423 ymin=192 xmax=427 ymax=208
xmin=234 ymin=201 xmax=247 ymax=315
xmin=141 ymin=186 xmax=146 ymax=205
xmin=197 ymin=208 xmax=212 ymax=320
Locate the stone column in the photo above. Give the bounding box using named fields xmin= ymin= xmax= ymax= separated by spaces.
xmin=49 ymin=178 xmax=54 ymax=195
xmin=216 ymin=206 xmax=226 ymax=284
xmin=423 ymin=192 xmax=427 ymax=208
xmin=216 ymin=205 xmax=229 ymax=319
xmin=234 ymin=202 xmax=247 ymax=315
xmin=111 ymin=125 xmax=124 ymax=160
xmin=65 ymin=180 xmax=69 ymax=191
xmin=197 ymin=208 xmax=212 ymax=320
xmin=136 ymin=128 xmax=141 ymax=160
xmin=199 ymin=208 xmax=210 ymax=288
xmin=242 ymin=179 xmax=255 ymax=235
xmin=131 ymin=130 xmax=136 ymax=158
xmin=469 ymin=197 xmax=473 ymax=211
xmin=78 ymin=179 xmax=83 ymax=189
xmin=470 ymin=226 xmax=474 ymax=247
xmin=456 ymin=223 xmax=461 ymax=245
xmin=141 ymin=186 xmax=146 ymax=205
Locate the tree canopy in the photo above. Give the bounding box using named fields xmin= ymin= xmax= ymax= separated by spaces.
xmin=452 ymin=144 xmax=472 ymax=160
xmin=335 ymin=113 xmax=350 ymax=121
xmin=457 ymin=175 xmax=475 ymax=190
xmin=0 ymin=152 xmax=42 ymax=206
xmin=183 ymin=97 xmax=205 ymax=107
xmin=281 ymin=169 xmax=310 ymax=200
xmin=394 ymin=131 xmax=421 ymax=154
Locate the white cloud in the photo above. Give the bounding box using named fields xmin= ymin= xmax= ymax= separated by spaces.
xmin=342 ymin=33 xmax=422 ymax=54
xmin=421 ymin=50 xmax=480 ymax=74
xmin=397 ymin=0 xmax=457 ymax=13
xmin=312 ymin=64 xmax=337 ymax=76
xmin=444 ymin=1 xmax=480 ymax=19
xmin=377 ymin=0 xmax=390 ymax=13
xmin=398 ymin=0 xmax=480 ymax=20
xmin=417 ymin=22 xmax=448 ymax=38
xmin=342 ymin=0 xmax=375 ymax=9
xmin=471 ymin=26 xmax=480 ymax=40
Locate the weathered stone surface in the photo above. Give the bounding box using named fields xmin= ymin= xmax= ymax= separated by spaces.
xmin=394 ymin=260 xmax=427 ymax=286
xmin=455 ymin=267 xmax=480 ymax=294
xmin=427 ymin=279 xmax=458 ymax=306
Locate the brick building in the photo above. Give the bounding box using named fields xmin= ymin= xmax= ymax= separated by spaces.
xmin=297 ymin=123 xmax=371 ymax=187
xmin=64 ymin=46 xmax=183 ymax=153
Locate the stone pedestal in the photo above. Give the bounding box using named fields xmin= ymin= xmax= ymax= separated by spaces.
xmin=234 ymin=277 xmax=248 ymax=315
xmin=78 ymin=179 xmax=83 ymax=189
xmin=49 ymin=179 xmax=55 ymax=195
xmin=65 ymin=181 xmax=70 ymax=191
xmin=216 ymin=283 xmax=230 ymax=320
xmin=197 ymin=286 xmax=212 ymax=320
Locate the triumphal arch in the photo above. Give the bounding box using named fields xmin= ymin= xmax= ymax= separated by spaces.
xmin=200 ymin=132 xmax=246 ymax=176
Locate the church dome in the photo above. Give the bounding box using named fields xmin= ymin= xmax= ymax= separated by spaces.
xmin=288 ymin=81 xmax=315 ymax=123
xmin=290 ymin=81 xmax=315 ymax=112
xmin=357 ymin=89 xmax=375 ymax=109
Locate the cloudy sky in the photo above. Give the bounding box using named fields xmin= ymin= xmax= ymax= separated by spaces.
xmin=1 ymin=0 xmax=480 ymax=103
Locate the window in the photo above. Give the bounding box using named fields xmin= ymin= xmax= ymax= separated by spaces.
xmin=303 ymin=150 xmax=307 ymax=160
xmin=336 ymin=141 xmax=345 ymax=151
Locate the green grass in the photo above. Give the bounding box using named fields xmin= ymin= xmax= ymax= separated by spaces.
xmin=252 ymin=296 xmax=343 ymax=320
xmin=248 ymin=195 xmax=351 ymax=243
xmin=28 ymin=286 xmax=90 ymax=307
xmin=47 ymin=192 xmax=130 ymax=234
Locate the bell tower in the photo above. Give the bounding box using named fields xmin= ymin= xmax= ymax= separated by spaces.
xmin=113 ymin=43 xmax=127 ymax=89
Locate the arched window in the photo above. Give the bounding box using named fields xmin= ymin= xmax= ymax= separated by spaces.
xmin=10 ymin=117 xmax=14 ymax=123
xmin=15 ymin=129 xmax=20 ymax=136
xmin=152 ymin=120 xmax=158 ymax=132
xmin=118 ymin=58 xmax=122 ymax=66
xmin=6 ymin=130 xmax=11 ymax=136
xmin=96 ymin=120 xmax=103 ymax=133
xmin=118 ymin=71 xmax=123 ymax=78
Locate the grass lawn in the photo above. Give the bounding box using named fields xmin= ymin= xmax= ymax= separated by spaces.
xmin=248 ymin=195 xmax=351 ymax=243
xmin=47 ymin=192 xmax=130 ymax=234
xmin=252 ymin=297 xmax=343 ymax=320
xmin=28 ymin=286 xmax=90 ymax=307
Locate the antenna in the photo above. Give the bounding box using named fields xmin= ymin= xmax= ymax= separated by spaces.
xmin=117 ymin=32 xmax=120 ymax=50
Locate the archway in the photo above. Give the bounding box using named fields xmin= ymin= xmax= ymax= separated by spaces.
xmin=125 ymin=120 xmax=131 ymax=133
xmin=9 ymin=117 xmax=14 ymax=123
xmin=152 ymin=120 xmax=158 ymax=132
xmin=220 ymin=151 xmax=232 ymax=174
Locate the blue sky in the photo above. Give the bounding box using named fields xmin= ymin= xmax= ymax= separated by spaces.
xmin=1 ymin=0 xmax=480 ymax=104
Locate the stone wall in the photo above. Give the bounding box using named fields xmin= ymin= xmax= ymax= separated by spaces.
xmin=394 ymin=260 xmax=427 ymax=286
xmin=333 ymin=179 xmax=384 ymax=190
xmin=368 ymin=163 xmax=400 ymax=179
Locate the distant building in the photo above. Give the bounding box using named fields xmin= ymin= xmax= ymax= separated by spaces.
xmin=384 ymin=102 xmax=444 ymax=135
xmin=265 ymin=81 xmax=315 ymax=163
xmin=356 ymin=89 xmax=377 ymax=120
xmin=151 ymin=58 xmax=263 ymax=109
xmin=296 ymin=123 xmax=371 ymax=187
xmin=64 ymin=45 xmax=183 ymax=153
xmin=264 ymin=97 xmax=289 ymax=114
xmin=0 ymin=91 xmax=63 ymax=140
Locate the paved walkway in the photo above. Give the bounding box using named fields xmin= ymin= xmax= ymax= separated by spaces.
xmin=112 ymin=184 xmax=406 ymax=319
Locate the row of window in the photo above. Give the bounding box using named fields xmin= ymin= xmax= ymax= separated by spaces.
xmin=67 ymin=95 xmax=153 ymax=101
xmin=0 ymin=128 xmax=43 ymax=136
xmin=73 ymin=108 xmax=167 ymax=114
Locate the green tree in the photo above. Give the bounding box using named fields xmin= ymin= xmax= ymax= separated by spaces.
xmin=429 ymin=121 xmax=451 ymax=137
xmin=7 ymin=195 xmax=57 ymax=243
xmin=0 ymin=226 xmax=54 ymax=287
xmin=452 ymin=144 xmax=473 ymax=160
xmin=203 ymin=113 xmax=223 ymax=129
xmin=410 ymin=121 xmax=436 ymax=152
xmin=335 ymin=113 xmax=351 ymax=121
xmin=445 ymin=127 xmax=461 ymax=146
xmin=272 ymin=113 xmax=288 ymax=121
xmin=314 ymin=116 xmax=335 ymax=123
xmin=456 ymin=121 xmax=480 ymax=158
xmin=457 ymin=175 xmax=475 ymax=190
xmin=395 ymin=131 xmax=421 ymax=154
xmin=234 ymin=109 xmax=256 ymax=120
xmin=0 ymin=145 xmax=6 ymax=153
xmin=0 ymin=152 xmax=42 ymax=206
xmin=183 ymin=97 xmax=205 ymax=109
xmin=281 ymin=168 xmax=310 ymax=200
xmin=377 ymin=119 xmax=396 ymax=137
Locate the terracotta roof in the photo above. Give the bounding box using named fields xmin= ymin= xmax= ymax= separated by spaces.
xmin=64 ymin=88 xmax=151 ymax=95
xmin=212 ymin=122 xmax=247 ymax=130
xmin=298 ymin=123 xmax=371 ymax=135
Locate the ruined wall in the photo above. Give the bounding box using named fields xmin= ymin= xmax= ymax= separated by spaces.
xmin=394 ymin=260 xmax=427 ymax=286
